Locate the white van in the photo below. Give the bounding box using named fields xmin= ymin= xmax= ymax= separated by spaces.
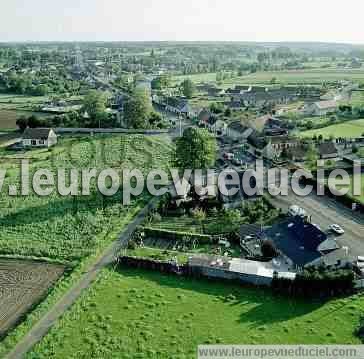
xmin=288 ymin=205 xmax=306 ymax=218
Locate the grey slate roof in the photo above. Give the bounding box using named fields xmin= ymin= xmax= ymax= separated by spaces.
xmin=22 ymin=128 xmax=53 ymax=140
xmin=265 ymin=217 xmax=339 ymax=267
xmin=318 ymin=142 xmax=338 ymax=156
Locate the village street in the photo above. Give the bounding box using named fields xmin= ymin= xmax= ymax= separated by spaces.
xmin=269 ymin=189 xmax=364 ymax=259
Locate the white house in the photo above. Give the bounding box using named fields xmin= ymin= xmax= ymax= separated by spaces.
xmin=304 ymin=100 xmax=337 ymax=116
xmin=22 ymin=128 xmax=58 ymax=148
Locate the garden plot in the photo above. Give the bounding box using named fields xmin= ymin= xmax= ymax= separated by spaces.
xmin=143 ymin=237 xmax=176 ymax=250
xmin=0 ymin=259 xmax=65 ymax=337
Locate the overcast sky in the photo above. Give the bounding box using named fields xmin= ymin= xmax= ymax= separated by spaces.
xmin=0 ymin=0 xmax=363 ymax=43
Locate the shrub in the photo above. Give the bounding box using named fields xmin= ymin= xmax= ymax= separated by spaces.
xmin=191 ymin=208 xmax=206 ymax=222
xmin=355 ymin=317 xmax=364 ymax=343
xmin=272 ymin=268 xmax=355 ymax=298
xmin=150 ymin=212 xmax=162 ymax=223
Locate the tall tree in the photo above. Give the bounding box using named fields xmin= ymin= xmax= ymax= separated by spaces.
xmin=175 ymin=127 xmax=217 ymax=170
xmin=124 ymin=88 xmax=152 ymax=129
xmin=82 ymin=90 xmax=107 ymax=120
xmin=151 ymin=74 xmax=171 ymax=90
xmin=306 ymin=144 xmax=319 ymax=170
xmin=180 ymin=79 xmax=195 ymax=99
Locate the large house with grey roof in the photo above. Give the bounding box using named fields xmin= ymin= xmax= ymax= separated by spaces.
xmin=264 ymin=217 xmax=345 ymax=269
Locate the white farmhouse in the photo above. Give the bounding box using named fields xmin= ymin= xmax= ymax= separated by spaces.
xmin=22 ymin=128 xmax=58 ymax=148
xmin=304 ymin=100 xmax=337 ymax=116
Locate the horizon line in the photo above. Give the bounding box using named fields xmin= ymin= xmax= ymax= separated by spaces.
xmin=0 ymin=40 xmax=363 ymax=46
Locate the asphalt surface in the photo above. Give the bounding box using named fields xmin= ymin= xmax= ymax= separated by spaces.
xmin=6 ymin=197 xmax=160 ymax=359
xmin=268 ymin=190 xmax=364 ymax=258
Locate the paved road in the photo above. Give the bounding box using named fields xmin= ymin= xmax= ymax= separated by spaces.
xmin=269 ymin=190 xmax=364 ymax=258
xmin=6 ymin=197 xmax=160 ymax=359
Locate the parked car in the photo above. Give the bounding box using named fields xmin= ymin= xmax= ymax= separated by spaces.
xmin=328 ymin=224 xmax=345 ymax=235
xmin=288 ymin=205 xmax=306 ymax=218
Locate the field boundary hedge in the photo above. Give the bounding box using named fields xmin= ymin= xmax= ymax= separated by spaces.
xmin=118 ymin=256 xmax=184 ymax=274
xmin=118 ymin=256 xmax=357 ymax=299
xmin=141 ymin=226 xmax=214 ymax=244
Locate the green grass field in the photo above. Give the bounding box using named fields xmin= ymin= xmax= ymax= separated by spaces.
xmin=300 ymin=119 xmax=364 ymax=139
xmin=0 ymin=94 xmax=84 ymax=129
xmin=28 ymin=267 xmax=364 ymax=358
xmin=0 ymin=134 xmax=173 ymax=261
xmin=225 ymin=69 xmax=364 ymax=86
xmin=342 ymin=91 xmax=364 ymax=107
xmin=173 ymin=73 xmax=218 ymax=84
xmin=173 ymin=69 xmax=364 ymax=87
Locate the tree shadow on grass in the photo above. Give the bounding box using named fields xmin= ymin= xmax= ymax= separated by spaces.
xmin=111 ymin=266 xmax=324 ymax=327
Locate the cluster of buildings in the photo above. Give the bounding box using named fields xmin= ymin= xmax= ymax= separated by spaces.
xmin=187 ymin=214 xmax=351 ymax=287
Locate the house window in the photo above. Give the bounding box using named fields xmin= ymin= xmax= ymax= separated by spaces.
xmin=31 ymin=140 xmax=36 ymax=146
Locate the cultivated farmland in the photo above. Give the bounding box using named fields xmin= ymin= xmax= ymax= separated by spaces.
xmin=28 ymin=268 xmax=364 ymax=358
xmin=0 ymin=110 xmax=18 ymax=129
xmin=0 ymin=259 xmax=65 ymax=338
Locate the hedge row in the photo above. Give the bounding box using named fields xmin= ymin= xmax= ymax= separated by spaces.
xmin=118 ymin=256 xmax=356 ymax=299
xmin=118 ymin=256 xmax=183 ymax=274
xmin=272 ymin=269 xmax=355 ymax=298
xmin=141 ymin=227 xmax=214 ymax=244
xmin=118 ymin=256 xmax=215 ymax=279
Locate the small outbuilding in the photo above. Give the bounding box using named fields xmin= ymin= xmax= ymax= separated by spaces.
xmin=22 ymin=128 xmax=58 ymax=148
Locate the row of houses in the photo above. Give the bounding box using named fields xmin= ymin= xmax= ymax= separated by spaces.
xmin=197 ymin=106 xmax=341 ymax=162
xmin=152 ymin=95 xmax=194 ymax=117
xmin=223 ymin=86 xmax=323 ymax=111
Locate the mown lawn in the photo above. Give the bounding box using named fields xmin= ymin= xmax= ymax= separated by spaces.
xmin=28 ymin=267 xmax=364 ymax=358
xmin=300 ymin=119 xmax=364 ymax=139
